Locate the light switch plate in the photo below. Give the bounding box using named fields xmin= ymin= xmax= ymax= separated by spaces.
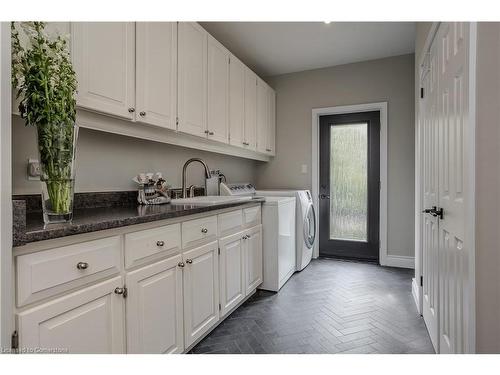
xmin=27 ymin=158 xmax=41 ymax=180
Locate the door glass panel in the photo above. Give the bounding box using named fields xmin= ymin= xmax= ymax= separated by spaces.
xmin=330 ymin=123 xmax=368 ymax=241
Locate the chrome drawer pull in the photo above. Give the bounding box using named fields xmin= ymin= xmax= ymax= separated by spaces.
xmin=201 ymin=228 xmax=208 ymax=234
xmin=76 ymin=262 xmax=89 ymax=270
xmin=178 ymin=262 xmax=185 ymax=268
xmin=156 ymin=240 xmax=165 ymax=247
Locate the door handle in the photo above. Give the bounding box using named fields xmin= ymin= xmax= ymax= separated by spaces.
xmin=319 ymin=194 xmax=330 ymax=200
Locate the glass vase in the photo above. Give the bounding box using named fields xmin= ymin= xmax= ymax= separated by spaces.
xmin=37 ymin=123 xmax=78 ymax=225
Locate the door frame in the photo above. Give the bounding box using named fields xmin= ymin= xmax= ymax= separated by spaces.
xmin=0 ymin=22 xmax=13 ymax=349
xmin=311 ymin=102 xmax=388 ymax=265
xmin=414 ymin=22 xmax=477 ymax=353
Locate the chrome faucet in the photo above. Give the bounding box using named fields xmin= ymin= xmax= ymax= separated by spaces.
xmin=181 ymin=158 xmax=211 ymax=198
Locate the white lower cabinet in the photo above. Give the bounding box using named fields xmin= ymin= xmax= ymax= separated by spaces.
xmin=17 ymin=276 xmax=125 ymax=354
xmin=14 ymin=206 xmax=263 ymax=354
xmin=125 ymin=255 xmax=184 ymax=354
xmin=244 ymin=225 xmax=263 ymax=294
xmin=182 ymin=241 xmax=220 ymax=348
xmin=219 ymin=232 xmax=245 ymax=317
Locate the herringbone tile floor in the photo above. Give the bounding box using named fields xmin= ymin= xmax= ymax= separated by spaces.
xmin=189 ymin=258 xmax=435 ymax=354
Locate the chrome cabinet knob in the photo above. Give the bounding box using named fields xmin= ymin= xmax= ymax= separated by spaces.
xmin=128 ymin=107 xmax=135 ymax=113
xmin=186 ymin=259 xmax=193 ymax=264
xmin=201 ymin=228 xmax=208 ymax=234
xmin=266 ymin=148 xmax=272 ymax=152
xmin=139 ymin=111 xmax=146 ymax=117
xmin=208 ymin=131 xmax=214 ymax=135
xmin=242 ymin=141 xmax=249 ymax=146
xmin=76 ymin=262 xmax=89 ymax=270
xmin=242 ymin=235 xmax=248 ymax=240
xmin=156 ymin=240 xmax=165 ymax=247
xmin=114 ymin=287 xmax=126 ymax=296
xmin=204 ymin=130 xmax=210 ymax=134
xmin=178 ymin=262 xmax=185 ymax=268
xmin=247 ymin=234 xmax=251 ymax=239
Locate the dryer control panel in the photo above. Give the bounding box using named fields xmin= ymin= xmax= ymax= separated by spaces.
xmin=220 ymin=182 xmax=256 ymax=196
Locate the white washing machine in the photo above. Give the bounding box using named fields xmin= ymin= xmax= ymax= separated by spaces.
xmin=256 ymin=190 xmax=317 ymax=271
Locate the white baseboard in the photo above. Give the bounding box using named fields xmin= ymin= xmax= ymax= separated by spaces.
xmin=412 ymin=277 xmax=421 ymax=314
xmin=383 ymin=255 xmax=414 ymax=269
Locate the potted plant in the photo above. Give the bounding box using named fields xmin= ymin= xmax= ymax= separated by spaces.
xmin=11 ymin=22 xmax=78 ymax=224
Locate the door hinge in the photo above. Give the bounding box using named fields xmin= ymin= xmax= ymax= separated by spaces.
xmin=420 ymin=276 xmax=423 ymax=287
xmin=420 ymin=87 xmax=424 ymax=99
xmin=11 ymin=331 xmax=19 ymax=352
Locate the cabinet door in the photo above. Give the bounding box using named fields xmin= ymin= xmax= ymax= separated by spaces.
xmin=219 ymin=232 xmax=245 ymax=317
xmin=17 ymin=276 xmax=125 ymax=354
xmin=207 ymin=35 xmax=229 ymax=143
xmin=71 ymin=22 xmax=135 ymax=119
xmin=244 ymin=225 xmax=263 ymax=294
xmin=136 ymin=22 xmax=177 ymax=130
xmin=126 ymin=255 xmax=184 ymax=354
xmin=183 ymin=241 xmax=219 ymax=348
xmin=256 ymin=78 xmax=269 ymax=153
xmin=243 ymin=67 xmax=257 ymax=150
xmin=229 ymin=55 xmax=245 ymax=148
xmin=178 ymin=22 xmax=208 ymax=137
xmin=267 ymin=87 xmax=276 ymax=155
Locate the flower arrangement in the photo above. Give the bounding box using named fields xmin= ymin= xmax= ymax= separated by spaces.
xmin=11 ymin=22 xmax=78 ymax=223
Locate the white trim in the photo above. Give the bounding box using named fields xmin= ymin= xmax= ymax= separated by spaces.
xmin=465 ymin=22 xmax=477 ymax=354
xmin=414 ymin=22 xmax=440 ymax=316
xmin=412 ymin=277 xmax=421 ymax=312
xmin=0 ymin=22 xmax=13 ymax=348
xmin=311 ymin=102 xmax=388 ymax=264
xmin=385 ymin=255 xmax=414 ymax=269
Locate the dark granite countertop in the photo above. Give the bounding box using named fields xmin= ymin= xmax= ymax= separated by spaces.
xmin=13 ymin=194 xmax=264 ymax=247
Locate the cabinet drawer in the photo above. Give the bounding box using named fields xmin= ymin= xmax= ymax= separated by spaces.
xmin=243 ymin=205 xmax=261 ymax=227
xmin=125 ymin=223 xmax=181 ymax=269
xmin=17 ymin=236 xmax=122 ymax=307
xmin=182 ymin=215 xmax=218 ymax=248
xmin=218 ymin=209 xmax=243 ymax=237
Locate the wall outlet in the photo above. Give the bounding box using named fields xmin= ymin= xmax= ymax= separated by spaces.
xmin=27 ymin=158 xmax=41 ymax=180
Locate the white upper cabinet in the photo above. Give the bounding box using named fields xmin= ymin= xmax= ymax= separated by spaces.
xmin=257 ymin=79 xmax=276 ymax=155
xmin=177 ymin=22 xmax=208 ymax=137
xmin=244 ymin=68 xmax=257 ymax=151
xmin=228 ymin=54 xmax=245 ymax=148
xmin=256 ymin=77 xmax=269 ymax=153
xmin=126 ymin=255 xmax=184 ymax=354
xmin=71 ymin=22 xmax=135 ymax=120
xmin=135 ymin=22 xmax=177 ymax=130
xmin=207 ymin=35 xmax=230 ymax=144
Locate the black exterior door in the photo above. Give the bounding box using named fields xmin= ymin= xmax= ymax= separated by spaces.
xmin=319 ymin=111 xmax=380 ymax=262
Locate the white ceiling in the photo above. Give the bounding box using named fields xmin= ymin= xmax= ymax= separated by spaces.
xmin=200 ymin=22 xmax=416 ymax=77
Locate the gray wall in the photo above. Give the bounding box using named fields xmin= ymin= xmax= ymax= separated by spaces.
xmin=475 ymin=22 xmax=500 ymax=353
xmin=12 ymin=116 xmax=258 ymax=195
xmin=256 ymin=54 xmax=415 ymax=258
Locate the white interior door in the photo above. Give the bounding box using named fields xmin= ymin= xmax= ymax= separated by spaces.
xmin=136 ymin=22 xmax=177 ymax=130
xmin=420 ymin=22 xmax=471 ymax=354
xmin=421 ymin=37 xmax=440 ymax=352
xmin=437 ymin=22 xmax=470 ymax=354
